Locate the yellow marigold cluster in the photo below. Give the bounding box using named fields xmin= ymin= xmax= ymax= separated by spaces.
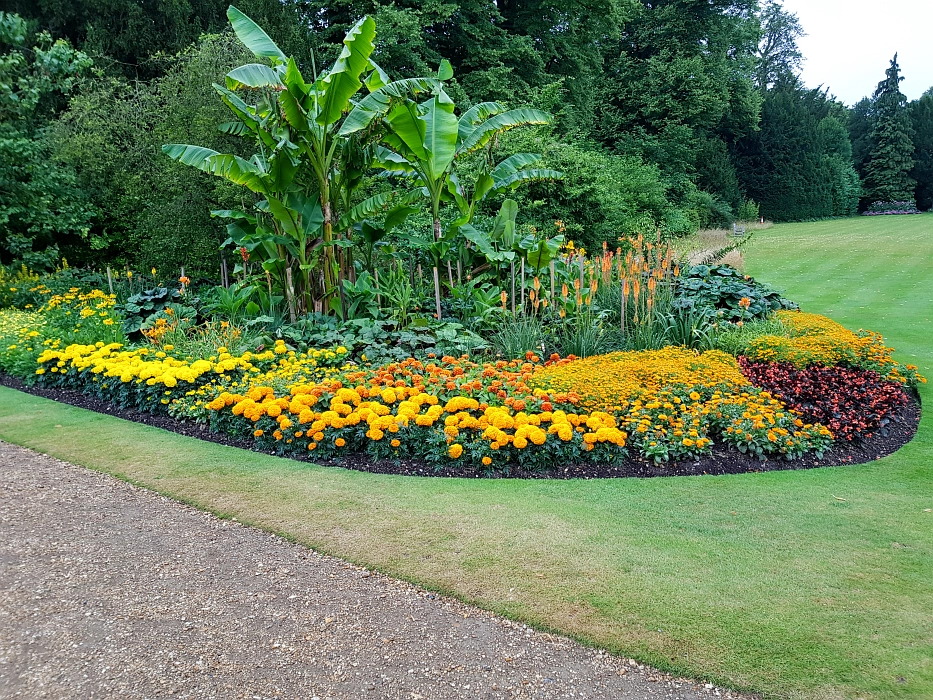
xmin=746 ymin=311 xmax=926 ymax=386
xmin=531 ymin=347 xmax=749 ymax=412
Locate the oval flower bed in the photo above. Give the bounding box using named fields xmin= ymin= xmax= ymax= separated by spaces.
xmin=0 ymin=289 xmax=924 ymax=477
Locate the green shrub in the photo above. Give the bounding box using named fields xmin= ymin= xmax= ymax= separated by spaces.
xmin=676 ymin=264 xmax=797 ymax=322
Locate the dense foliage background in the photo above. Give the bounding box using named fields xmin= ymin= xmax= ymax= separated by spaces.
xmin=1 ymin=0 xmax=931 ymax=277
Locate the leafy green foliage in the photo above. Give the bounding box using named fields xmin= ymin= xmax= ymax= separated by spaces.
xmin=676 ymin=264 xmax=797 ymax=322
xmin=117 ymin=287 xmax=185 ymax=336
xmin=734 ymin=86 xmax=860 ymax=221
xmin=50 ymin=33 xmax=255 ymax=276
xmin=0 ymin=13 xmax=96 ymax=270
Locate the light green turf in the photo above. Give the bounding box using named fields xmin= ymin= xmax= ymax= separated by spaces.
xmin=1 ymin=215 xmax=932 ymax=700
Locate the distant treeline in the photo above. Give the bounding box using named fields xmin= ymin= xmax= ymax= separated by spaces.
xmin=0 ymin=1 xmax=930 ymax=276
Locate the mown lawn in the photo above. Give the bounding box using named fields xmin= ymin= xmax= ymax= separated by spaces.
xmin=1 ymin=215 xmax=931 ymax=699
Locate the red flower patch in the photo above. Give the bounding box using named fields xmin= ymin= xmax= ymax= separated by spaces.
xmin=738 ymin=358 xmax=909 ymax=443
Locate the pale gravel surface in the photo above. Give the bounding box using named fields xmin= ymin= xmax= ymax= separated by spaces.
xmin=0 ymin=441 xmax=755 ymax=700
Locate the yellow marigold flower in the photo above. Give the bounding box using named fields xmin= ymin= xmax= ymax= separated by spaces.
xmin=335 ymin=437 xmax=346 ymax=447
xmin=254 ymin=429 xmax=264 ymax=437
xmin=391 ymin=439 xmax=401 ymax=448
xmin=482 ymin=456 xmax=492 ymax=466
xmin=448 ymin=443 xmax=463 ymax=459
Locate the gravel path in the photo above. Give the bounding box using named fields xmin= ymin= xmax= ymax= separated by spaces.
xmin=0 ymin=442 xmax=752 ymax=700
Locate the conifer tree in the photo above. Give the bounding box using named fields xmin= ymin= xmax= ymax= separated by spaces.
xmin=863 ymin=55 xmax=916 ymax=203
xmin=909 ymin=88 xmax=933 ymax=210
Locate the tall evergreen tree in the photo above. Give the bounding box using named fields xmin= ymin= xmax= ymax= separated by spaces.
xmin=733 ymin=85 xmax=860 ymax=221
xmin=908 ymin=88 xmax=933 ymax=210
xmin=848 ymin=97 xmax=874 ymax=177
xmin=862 ymin=54 xmax=915 ymax=203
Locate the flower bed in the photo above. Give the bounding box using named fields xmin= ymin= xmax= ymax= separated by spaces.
xmin=738 ymin=359 xmax=911 ymax=443
xmin=0 ymin=291 xmax=924 ymax=475
xmin=743 ymin=311 xmax=925 ymax=386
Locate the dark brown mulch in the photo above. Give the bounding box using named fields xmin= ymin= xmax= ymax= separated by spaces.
xmin=1 ymin=373 xmax=921 ymax=480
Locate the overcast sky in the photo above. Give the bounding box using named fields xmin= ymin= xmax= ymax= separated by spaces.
xmin=781 ymin=0 xmax=933 ymax=105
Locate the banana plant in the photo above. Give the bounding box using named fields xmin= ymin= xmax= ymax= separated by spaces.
xmin=163 ymin=6 xmax=408 ymax=313
xmin=341 ymin=61 xmax=561 ymax=244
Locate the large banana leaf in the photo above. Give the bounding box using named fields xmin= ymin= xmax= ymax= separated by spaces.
xmin=268 ymin=152 xmax=301 ymax=190
xmin=266 ymin=196 xmax=302 ymax=238
xmin=421 ymin=91 xmax=458 ymax=179
xmin=165 ymin=145 xmax=268 ymax=193
xmin=227 ymin=6 xmax=286 ymax=63
xmin=364 ymin=59 xmax=390 ymax=91
xmin=336 ymin=189 xmax=422 ymax=230
xmin=201 ymin=153 xmax=268 ymax=193
xmin=225 ymin=63 xmax=283 ymax=90
xmin=436 ymin=59 xmax=454 ymax=81
xmin=316 ymin=16 xmax=376 ymax=126
xmin=372 ymin=146 xmax=417 ymax=176
xmin=218 ymin=121 xmax=249 ymax=136
xmin=340 ymin=77 xmax=439 ymax=136
xmin=490 ymin=199 xmax=519 ymax=247
xmin=491 ymin=168 xmax=563 ymax=193
xmin=457 ymin=102 xmax=506 ymax=141
xmin=525 ymin=234 xmax=565 ymax=270
xmin=490 ymin=152 xmax=543 ymax=179
xmin=457 ymin=108 xmax=552 ymax=154
xmin=213 ymin=84 xmax=278 ymax=149
xmin=385 ymin=101 xmax=428 ymax=160
xmin=336 ymin=191 xmax=395 ymax=230
xmin=460 ymin=224 xmax=514 ymax=263
xmin=162 ymin=144 xmax=220 ymax=167
xmin=279 ymin=90 xmax=308 ymax=131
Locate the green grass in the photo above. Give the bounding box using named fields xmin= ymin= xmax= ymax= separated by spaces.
xmin=2 ymin=215 xmax=932 ymax=699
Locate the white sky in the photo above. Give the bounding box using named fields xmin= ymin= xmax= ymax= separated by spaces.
xmin=781 ymin=0 xmax=933 ymax=105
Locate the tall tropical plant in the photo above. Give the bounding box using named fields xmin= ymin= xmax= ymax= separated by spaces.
xmin=163 ymin=6 xmax=427 ymax=314
xmin=341 ymin=61 xmax=561 ymax=242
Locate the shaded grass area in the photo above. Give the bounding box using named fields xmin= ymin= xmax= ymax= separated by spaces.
xmin=1 ymin=215 xmax=932 ymax=699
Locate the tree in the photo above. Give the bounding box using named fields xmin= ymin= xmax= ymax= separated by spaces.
xmin=49 ymin=32 xmax=256 ymax=276
xmin=754 ymin=0 xmax=805 ymax=90
xmin=3 ymin=0 xmax=312 ymax=78
xmin=595 ymin=0 xmax=761 ymax=214
xmin=0 ymin=12 xmax=96 ymax=269
xmin=343 ymin=65 xmax=557 ymax=243
xmin=908 ymin=88 xmax=933 ymax=210
xmin=164 ymin=8 xmax=413 ymax=315
xmin=733 ymin=86 xmax=859 ymax=221
xmin=848 ymin=97 xmax=874 ymax=176
xmin=862 ymin=54 xmax=915 ymax=204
